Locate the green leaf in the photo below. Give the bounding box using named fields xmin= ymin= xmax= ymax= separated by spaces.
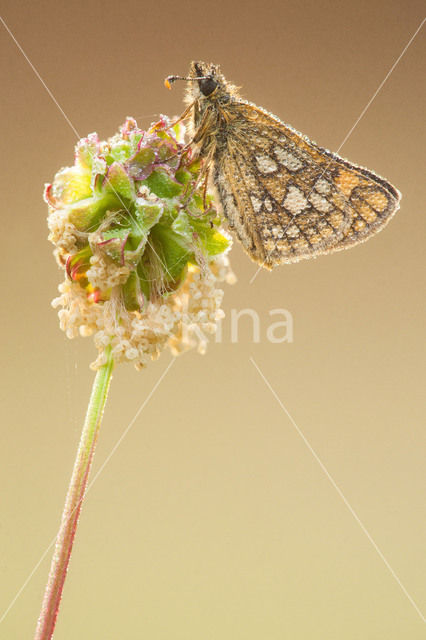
xmin=107 ymin=140 xmax=132 ymax=164
xmin=187 ymin=158 xmax=201 ymax=175
xmin=75 ymin=134 xmax=99 ymax=170
xmin=136 ymin=262 xmax=151 ymax=301
xmin=122 ymin=270 xmax=144 ymax=311
xmin=171 ymin=210 xmax=193 ymax=242
xmin=126 ymin=148 xmax=156 ymax=179
xmin=67 ymin=194 xmax=118 ymax=231
xmin=103 ymin=162 xmax=135 ymax=201
xmin=98 ymin=227 xmax=131 ymax=264
xmin=172 ymin=209 xmax=230 ymax=257
xmin=66 ymin=245 xmax=93 ymax=285
xmin=142 ymin=169 xmax=183 ymax=199
xmin=150 ymin=223 xmax=192 ymax=283
xmin=134 ymin=200 xmax=163 ymax=232
xmin=188 ymin=216 xmax=230 ymax=256
xmin=175 ymin=168 xmax=193 ymax=185
xmin=201 ymin=229 xmax=230 ymax=256
xmin=54 ymin=166 xmax=92 ymax=205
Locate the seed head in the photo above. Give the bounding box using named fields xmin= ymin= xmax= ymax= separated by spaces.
xmin=46 ymin=117 xmax=235 ymax=369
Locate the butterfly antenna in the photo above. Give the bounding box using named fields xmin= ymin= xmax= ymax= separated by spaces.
xmin=164 ymin=75 xmax=210 ymax=90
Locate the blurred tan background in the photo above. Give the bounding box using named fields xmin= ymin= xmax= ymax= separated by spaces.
xmin=1 ymin=1 xmax=425 ymax=638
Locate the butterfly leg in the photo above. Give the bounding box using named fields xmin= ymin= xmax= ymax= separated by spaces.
xmin=180 ymin=151 xmax=216 ymax=219
xmin=202 ymin=166 xmax=210 ymax=210
xmin=164 ymin=101 xmax=195 ymax=130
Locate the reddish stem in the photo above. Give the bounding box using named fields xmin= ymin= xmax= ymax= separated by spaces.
xmin=34 ymin=347 xmax=113 ymax=639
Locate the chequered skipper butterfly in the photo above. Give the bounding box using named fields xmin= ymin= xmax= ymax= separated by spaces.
xmin=166 ymin=61 xmax=401 ymax=269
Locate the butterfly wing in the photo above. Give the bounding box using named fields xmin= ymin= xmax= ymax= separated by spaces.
xmin=212 ymin=101 xmax=401 ymax=267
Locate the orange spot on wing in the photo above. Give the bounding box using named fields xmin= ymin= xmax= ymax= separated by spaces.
xmin=364 ymin=190 xmax=388 ymax=212
xmin=335 ymin=170 xmax=360 ymax=197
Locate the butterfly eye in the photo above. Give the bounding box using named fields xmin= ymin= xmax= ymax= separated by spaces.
xmin=199 ymin=77 xmax=217 ymax=97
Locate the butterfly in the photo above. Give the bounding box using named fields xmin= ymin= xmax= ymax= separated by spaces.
xmin=165 ymin=61 xmax=401 ymax=269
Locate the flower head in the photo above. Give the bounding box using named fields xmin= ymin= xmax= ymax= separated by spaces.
xmin=46 ymin=117 xmax=235 ymax=369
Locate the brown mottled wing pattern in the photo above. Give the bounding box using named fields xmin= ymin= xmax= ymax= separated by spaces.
xmin=212 ymin=102 xmax=401 ymax=267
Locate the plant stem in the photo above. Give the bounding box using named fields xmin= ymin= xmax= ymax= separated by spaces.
xmin=34 ymin=346 xmax=114 ymax=639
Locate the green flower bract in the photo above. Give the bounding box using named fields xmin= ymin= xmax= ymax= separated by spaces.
xmin=45 ymin=116 xmax=230 ymax=310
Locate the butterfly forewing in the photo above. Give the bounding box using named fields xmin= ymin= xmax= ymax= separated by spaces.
xmin=182 ymin=61 xmax=401 ymax=267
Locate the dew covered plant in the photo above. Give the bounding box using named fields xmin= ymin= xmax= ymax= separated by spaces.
xmin=36 ymin=116 xmax=235 ymax=639
xmin=45 ymin=116 xmax=235 ymax=369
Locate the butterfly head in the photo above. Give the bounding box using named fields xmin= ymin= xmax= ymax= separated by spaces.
xmin=165 ymin=61 xmax=238 ymax=104
xmin=188 ymin=61 xmax=222 ymax=98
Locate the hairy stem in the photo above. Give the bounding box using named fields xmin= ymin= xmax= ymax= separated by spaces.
xmin=34 ymin=347 xmax=114 ymax=639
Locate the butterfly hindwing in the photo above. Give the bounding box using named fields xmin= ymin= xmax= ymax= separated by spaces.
xmin=212 ymin=101 xmax=400 ymax=266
